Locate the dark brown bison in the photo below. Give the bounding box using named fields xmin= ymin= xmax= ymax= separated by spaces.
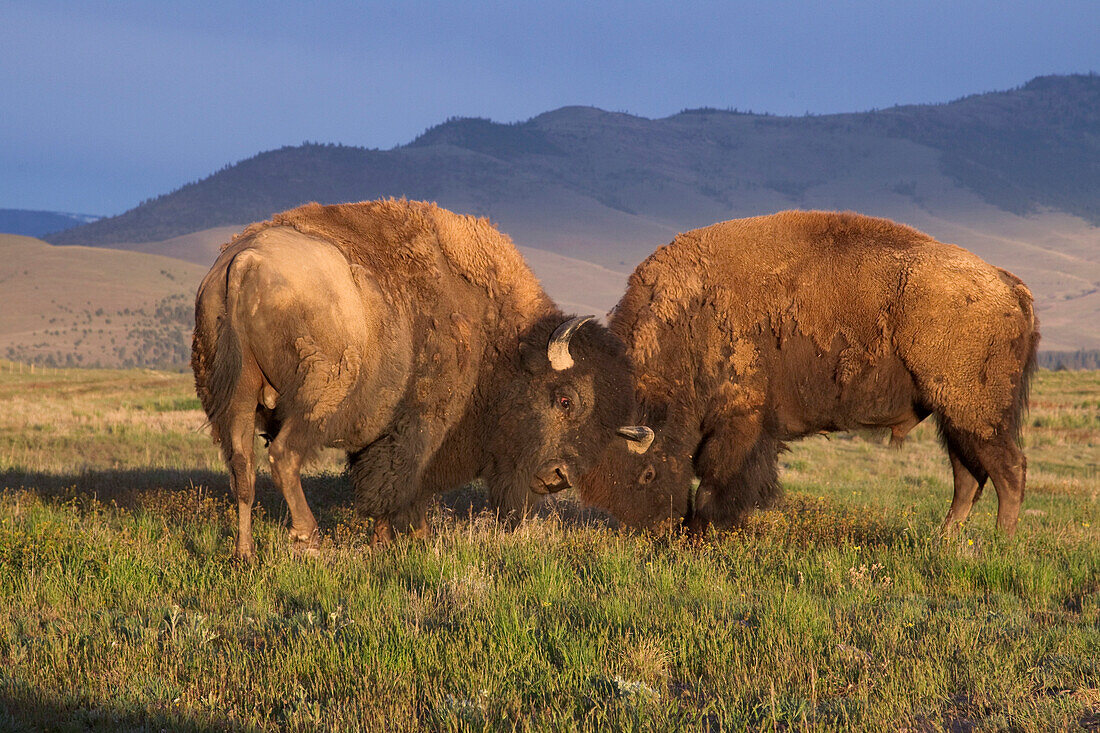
xmin=192 ymin=200 xmax=651 ymax=559
xmin=577 ymin=211 xmax=1039 ymax=535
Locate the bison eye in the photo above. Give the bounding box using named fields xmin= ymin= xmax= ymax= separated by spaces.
xmin=556 ymin=395 xmax=573 ymax=412
xmin=639 ymin=466 xmax=656 ymax=485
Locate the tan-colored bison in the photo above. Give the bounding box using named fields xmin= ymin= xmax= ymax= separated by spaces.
xmin=192 ymin=200 xmax=650 ymax=559
xmin=577 ymin=211 xmax=1039 ymax=535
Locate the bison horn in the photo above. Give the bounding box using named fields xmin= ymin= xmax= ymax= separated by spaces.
xmin=547 ymin=315 xmax=595 ymax=371
xmin=617 ymin=426 xmax=655 ymax=454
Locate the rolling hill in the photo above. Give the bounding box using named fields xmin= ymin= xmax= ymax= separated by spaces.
xmin=17 ymin=74 xmax=1100 ymax=357
xmin=0 ymin=234 xmax=204 ymax=369
xmin=0 ymin=231 xmax=627 ymax=369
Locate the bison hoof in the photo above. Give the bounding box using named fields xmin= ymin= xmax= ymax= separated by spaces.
xmin=289 ymin=528 xmax=322 ymax=556
xmin=684 ymin=516 xmax=711 ymax=535
xmin=370 ymin=518 xmax=396 ymax=548
xmin=289 ymin=526 xmax=319 ymax=542
xmin=233 ymin=545 xmax=256 ymax=563
xmin=291 ymin=541 xmax=322 ymax=558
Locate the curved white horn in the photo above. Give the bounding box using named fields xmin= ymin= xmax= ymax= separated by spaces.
xmin=547 ymin=315 xmax=595 ymax=371
xmin=617 ymin=426 xmax=655 ymax=454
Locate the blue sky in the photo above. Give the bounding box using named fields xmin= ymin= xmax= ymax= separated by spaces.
xmin=2 ymin=0 xmax=1098 ymax=216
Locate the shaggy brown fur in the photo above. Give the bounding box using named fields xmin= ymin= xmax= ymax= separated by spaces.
xmin=192 ymin=199 xmax=639 ymax=559
xmin=576 ymin=211 xmax=1039 ymax=535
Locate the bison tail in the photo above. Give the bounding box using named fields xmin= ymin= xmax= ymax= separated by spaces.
xmin=205 ymin=311 xmax=244 ymax=440
xmin=1010 ymin=285 xmax=1040 ymax=443
xmin=195 ymin=251 xmax=256 ymax=445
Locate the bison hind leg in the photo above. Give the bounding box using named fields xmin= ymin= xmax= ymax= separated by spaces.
xmin=941 ymin=441 xmax=988 ymax=534
xmin=937 ymin=418 xmax=1024 ymax=535
xmin=217 ymin=371 xmax=264 ymax=561
xmin=978 ymin=439 xmax=1026 ymax=535
xmin=266 ymin=414 xmax=322 ymax=554
xmin=293 ymin=337 xmax=362 ymax=430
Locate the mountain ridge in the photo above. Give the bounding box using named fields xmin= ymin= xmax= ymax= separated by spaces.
xmin=48 ymin=74 xmax=1100 ymax=247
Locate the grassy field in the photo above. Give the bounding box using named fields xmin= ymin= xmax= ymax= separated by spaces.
xmin=0 ymin=363 xmax=1097 ymax=731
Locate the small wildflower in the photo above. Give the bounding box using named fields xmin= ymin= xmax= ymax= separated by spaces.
xmin=611 ymin=676 xmax=659 ymax=699
xmin=967 ymin=539 xmax=974 ymax=546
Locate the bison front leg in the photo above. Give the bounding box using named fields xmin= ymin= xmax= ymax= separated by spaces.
xmin=940 ymin=443 xmax=987 ymax=534
xmin=492 ymin=485 xmax=543 ymax=529
xmin=689 ymin=416 xmax=781 ymax=533
xmin=350 ymin=427 xmax=435 ymax=548
xmin=371 ymin=497 xmax=431 ymax=546
xmin=370 ymin=516 xmax=395 ymax=546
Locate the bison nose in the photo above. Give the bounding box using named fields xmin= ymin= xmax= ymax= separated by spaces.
xmin=534 ymin=460 xmax=572 ymax=494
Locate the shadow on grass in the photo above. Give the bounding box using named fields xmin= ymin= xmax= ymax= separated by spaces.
xmin=0 ymin=469 xmax=910 ymax=549
xmin=0 ymin=467 xmax=324 ymax=525
xmin=1 ymin=679 xmax=253 ymax=733
xmin=0 ymin=467 xmax=617 ymax=538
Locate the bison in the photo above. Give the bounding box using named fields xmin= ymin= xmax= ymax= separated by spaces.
xmin=192 ymin=200 xmax=651 ymax=559
xmin=576 ymin=211 xmax=1039 ymax=535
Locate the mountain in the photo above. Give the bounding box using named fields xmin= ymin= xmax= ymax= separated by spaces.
xmin=40 ymin=74 xmax=1100 ymax=351
xmin=0 ymin=209 xmax=99 ymax=237
xmin=49 ymin=75 xmax=1100 ymax=247
xmin=0 ymin=234 xmax=204 ymax=369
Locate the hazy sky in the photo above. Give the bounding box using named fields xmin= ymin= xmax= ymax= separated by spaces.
xmin=3 ymin=1 xmax=1098 ymax=216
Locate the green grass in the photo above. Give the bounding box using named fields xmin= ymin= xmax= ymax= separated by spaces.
xmin=0 ymin=365 xmax=1097 ymax=731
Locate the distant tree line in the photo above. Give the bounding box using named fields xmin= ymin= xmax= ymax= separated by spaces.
xmin=5 ymin=292 xmax=193 ymax=371
xmin=1037 ymin=350 xmax=1100 ymax=371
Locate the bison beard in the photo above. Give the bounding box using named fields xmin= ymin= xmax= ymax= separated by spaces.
xmin=192 ymin=200 xmax=647 ymax=559
xmin=576 ymin=210 xmax=1039 ymax=536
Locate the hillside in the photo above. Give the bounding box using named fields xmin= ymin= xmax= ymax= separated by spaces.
xmin=35 ymin=75 xmax=1100 ymax=350
xmin=0 ymin=235 xmax=204 ymax=368
xmin=0 ymin=209 xmax=98 ymax=237
xmin=0 ymin=229 xmax=627 ymax=369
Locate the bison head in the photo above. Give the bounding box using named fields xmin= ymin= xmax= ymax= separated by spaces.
xmin=483 ymin=314 xmax=647 ymax=519
xmin=574 ymin=404 xmax=695 ymax=530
